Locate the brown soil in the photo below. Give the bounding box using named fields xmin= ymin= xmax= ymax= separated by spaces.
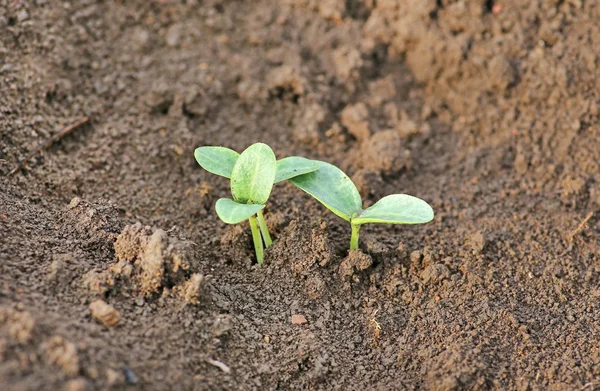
xmin=1 ymin=1 xmax=600 ymax=390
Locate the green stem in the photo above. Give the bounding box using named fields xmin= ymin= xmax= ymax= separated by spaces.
xmin=350 ymin=223 xmax=361 ymax=250
xmin=256 ymin=210 xmax=272 ymax=247
xmin=249 ymin=215 xmax=264 ymax=264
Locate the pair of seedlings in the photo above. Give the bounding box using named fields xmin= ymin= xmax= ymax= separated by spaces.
xmin=194 ymin=143 xmax=434 ymax=264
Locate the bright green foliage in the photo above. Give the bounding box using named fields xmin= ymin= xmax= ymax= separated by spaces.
xmin=352 ymin=194 xmax=434 ymax=225
xmin=194 ymin=143 xmax=320 ymax=264
xmin=289 ymin=161 xmax=362 ymax=221
xmin=195 ymin=142 xmax=434 ymax=258
xmin=194 ymin=146 xmax=239 ymax=178
xmin=290 ymin=161 xmax=434 ymax=249
xmin=194 ymin=146 xmax=319 ymax=183
xmin=275 ymin=157 xmax=320 ymax=183
xmin=230 ymin=143 xmax=277 ymax=204
xmin=215 ymin=198 xmax=265 ymax=224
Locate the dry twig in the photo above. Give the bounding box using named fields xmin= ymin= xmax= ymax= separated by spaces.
xmin=567 ymin=211 xmax=594 ymax=242
xmin=9 ymin=116 xmax=89 ymax=176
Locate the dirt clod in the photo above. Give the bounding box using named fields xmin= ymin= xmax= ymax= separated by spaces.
xmin=468 ymin=232 xmax=486 ymax=255
xmin=341 ymin=103 xmax=371 ymax=142
xmin=41 ymin=336 xmax=79 ymax=377
xmin=82 ymin=270 xmax=114 ymax=297
xmin=340 ymin=250 xmax=373 ymax=280
xmin=421 ymin=264 xmax=451 ymax=284
xmin=89 ymin=300 xmax=121 ymax=328
xmin=357 ymin=130 xmax=412 ymax=173
xmin=113 ymin=223 xmax=191 ymax=296
xmin=177 ymin=273 xmax=206 ymax=305
xmin=267 ymin=65 xmax=305 ymax=99
xmin=332 ymin=46 xmax=363 ymax=81
xmin=0 ymin=307 xmax=35 ymax=345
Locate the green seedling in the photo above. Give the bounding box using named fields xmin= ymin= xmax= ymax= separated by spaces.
xmin=194 ymin=143 xmax=319 ymax=263
xmin=289 ymin=161 xmax=434 ymax=250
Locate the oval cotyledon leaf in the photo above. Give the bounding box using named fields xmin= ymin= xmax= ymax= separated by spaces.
xmin=352 ymin=194 xmax=434 ymax=225
xmin=215 ymin=198 xmax=265 ymax=224
xmin=289 ymin=160 xmax=362 ymax=222
xmin=194 ymin=146 xmax=239 ymax=178
xmin=275 ymin=157 xmax=320 ymax=183
xmin=230 ymin=143 xmax=277 ymax=204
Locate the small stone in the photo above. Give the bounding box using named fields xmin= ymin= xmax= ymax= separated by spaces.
xmin=123 ymin=366 xmax=138 ymax=384
xmin=165 ymin=24 xmax=181 ymax=47
xmin=291 ymin=314 xmax=308 ymax=325
xmin=69 ymin=197 xmax=81 ymax=209
xmin=89 ymin=300 xmax=121 ymax=328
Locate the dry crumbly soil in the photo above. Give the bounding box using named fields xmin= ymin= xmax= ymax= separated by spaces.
xmin=1 ymin=0 xmax=600 ymax=390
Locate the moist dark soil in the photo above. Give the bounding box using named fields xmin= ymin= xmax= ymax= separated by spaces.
xmin=1 ymin=1 xmax=600 ymax=390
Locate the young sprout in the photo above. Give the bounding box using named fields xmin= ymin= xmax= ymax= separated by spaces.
xmin=289 ymin=161 xmax=434 ymax=250
xmin=194 ymin=143 xmax=319 ymax=263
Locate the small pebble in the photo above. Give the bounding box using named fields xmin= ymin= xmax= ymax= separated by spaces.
xmin=89 ymin=300 xmax=121 ymax=328
xmin=123 ymin=366 xmax=138 ymax=384
xmin=291 ymin=314 xmax=307 ymax=325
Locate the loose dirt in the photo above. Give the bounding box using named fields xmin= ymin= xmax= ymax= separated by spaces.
xmin=1 ymin=0 xmax=600 ymax=390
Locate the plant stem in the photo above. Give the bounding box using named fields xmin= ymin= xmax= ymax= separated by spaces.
xmin=256 ymin=210 xmax=272 ymax=247
xmin=249 ymin=215 xmax=264 ymax=264
xmin=350 ymin=223 xmax=361 ymax=250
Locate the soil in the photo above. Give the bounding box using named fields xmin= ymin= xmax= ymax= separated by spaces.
xmin=1 ymin=0 xmax=600 ymax=390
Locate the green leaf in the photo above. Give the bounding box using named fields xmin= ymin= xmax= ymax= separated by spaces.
xmin=215 ymin=198 xmax=265 ymax=224
xmin=194 ymin=146 xmax=239 ymax=178
xmin=275 ymin=157 xmax=320 ymax=183
xmin=352 ymin=194 xmax=434 ymax=225
xmin=230 ymin=143 xmax=277 ymax=204
xmin=289 ymin=161 xmax=362 ymax=221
